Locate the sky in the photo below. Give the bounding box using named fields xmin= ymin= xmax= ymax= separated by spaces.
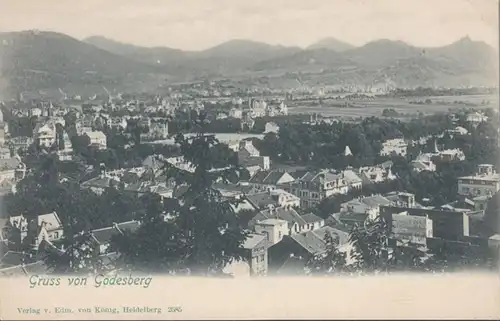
xmin=0 ymin=0 xmax=498 ymax=50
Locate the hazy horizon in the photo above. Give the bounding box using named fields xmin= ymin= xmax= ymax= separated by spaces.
xmin=0 ymin=0 xmax=498 ymax=51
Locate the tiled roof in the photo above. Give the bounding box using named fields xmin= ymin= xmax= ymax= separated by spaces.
xmin=0 ymin=251 xmax=31 ymax=267
xmin=291 ymin=226 xmax=350 ymax=255
xmin=254 ymin=207 xmax=306 ymax=226
xmin=116 ymin=221 xmax=140 ymax=234
xmin=242 ymin=233 xmax=266 ymax=249
xmin=300 ymin=213 xmax=323 ymax=224
xmin=246 ymin=193 xmax=277 ymax=209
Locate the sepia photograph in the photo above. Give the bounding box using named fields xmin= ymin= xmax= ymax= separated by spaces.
xmin=0 ymin=0 xmax=499 ymax=319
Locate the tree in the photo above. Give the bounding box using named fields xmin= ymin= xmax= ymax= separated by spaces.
xmin=44 ymin=232 xmax=105 ymax=275
xmin=111 ymin=113 xmax=249 ymax=275
xmin=306 ymin=232 xmax=348 ymax=275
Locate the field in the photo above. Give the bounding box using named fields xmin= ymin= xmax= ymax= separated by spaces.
xmin=288 ymin=94 xmax=499 ymax=119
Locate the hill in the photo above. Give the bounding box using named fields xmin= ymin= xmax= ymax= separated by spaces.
xmin=307 ymin=37 xmax=355 ymax=52
xmin=0 ymin=31 xmax=168 ymax=99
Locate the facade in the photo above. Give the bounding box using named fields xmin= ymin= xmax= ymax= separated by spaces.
xmin=287 ymin=170 xmax=362 ymax=209
xmin=379 ymin=138 xmax=408 ymax=157
xmin=248 ymin=170 xmax=295 ymax=191
xmin=33 ymin=123 xmax=56 ymax=148
xmin=242 ymin=233 xmax=268 ymax=276
xmin=83 ymin=131 xmax=107 ymax=150
xmin=457 ymin=164 xmax=500 ymax=198
xmin=238 ymin=140 xmax=270 ymax=170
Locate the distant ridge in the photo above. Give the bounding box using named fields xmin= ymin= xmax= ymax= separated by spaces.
xmin=307 ymin=37 xmax=355 ymax=52
xmin=0 ymin=30 xmax=497 ymax=98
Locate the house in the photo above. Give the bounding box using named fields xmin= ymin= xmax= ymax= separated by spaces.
xmin=254 ymin=219 xmax=289 ymax=246
xmin=380 ymin=204 xmax=477 ymax=241
xmin=229 ymin=108 xmax=243 ymax=119
xmin=380 ymin=138 xmax=407 ymax=157
xmin=248 ymin=170 xmax=295 ymax=191
xmin=249 ymin=207 xmax=324 ymax=235
xmin=80 ymin=172 xmax=121 ymax=195
xmin=264 ymin=122 xmax=280 ymax=134
xmin=447 ymin=126 xmax=469 ymax=136
xmin=0 ymin=157 xmax=26 ymax=184
xmin=33 ymin=122 xmax=56 ymax=148
xmin=457 ymin=164 xmax=500 ymax=198
xmin=109 ymin=117 xmax=128 ymax=131
xmin=7 ymin=136 xmax=33 ymax=154
xmin=357 ymin=161 xmax=397 ymax=184
xmin=466 ymin=111 xmax=488 ymax=124
xmin=242 ymin=233 xmax=268 ymax=276
xmin=237 ymin=140 xmax=270 ymax=170
xmin=0 ymin=261 xmax=48 ymax=277
xmin=6 ymin=212 xmax=64 ymax=251
xmin=223 ymin=232 xmax=268 ymax=277
xmin=245 ymin=189 xmax=300 ymax=210
xmin=412 ymin=159 xmax=437 ymax=172
xmin=268 ymin=226 xmax=350 ymax=275
xmin=339 ymin=194 xmax=394 ymax=222
xmin=89 ymin=220 xmax=141 ymax=255
xmin=83 ymin=131 xmax=107 ymax=150
xmin=286 ymin=170 xmax=360 ymax=209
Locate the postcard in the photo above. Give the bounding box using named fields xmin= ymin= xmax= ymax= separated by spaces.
xmin=0 ymin=0 xmax=499 ymax=319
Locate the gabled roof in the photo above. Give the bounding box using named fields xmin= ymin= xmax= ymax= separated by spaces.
xmin=253 ymin=207 xmax=306 ymax=226
xmin=290 ymin=226 xmax=350 ymax=255
xmin=0 ymin=251 xmax=31 ymax=267
xmin=90 ymin=220 xmax=140 ymax=245
xmin=242 ymin=233 xmax=266 ymax=249
xmin=37 ymin=212 xmax=62 ymax=231
xmin=300 ymin=213 xmax=324 ymax=224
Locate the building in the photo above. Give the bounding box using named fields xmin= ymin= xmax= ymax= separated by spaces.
xmin=380 ymin=205 xmax=479 ymax=241
xmin=249 ymin=207 xmax=325 ymax=235
xmin=264 ymin=122 xmax=280 ymax=134
xmin=379 ymin=138 xmax=408 ymax=157
xmin=357 ymin=161 xmax=397 ymax=184
xmin=7 ymin=136 xmax=33 ymax=155
xmin=6 ymin=212 xmax=64 ymax=251
xmin=466 ymin=111 xmax=488 ymax=124
xmin=33 ymin=122 xmax=56 ymax=148
xmin=339 ymin=194 xmax=394 ymax=222
xmin=237 ymin=140 xmax=270 ymax=170
xmin=0 ymin=157 xmax=26 ymax=184
xmin=88 ymin=220 xmax=141 ymax=255
xmin=83 ymin=131 xmax=107 ymax=150
xmin=254 ymin=219 xmax=289 ymax=246
xmin=247 ymin=170 xmax=295 ymax=191
xmin=242 ymin=233 xmax=268 ymax=276
xmin=287 ymin=170 xmax=361 ymax=209
xmin=245 ymin=189 xmax=300 ymax=210
xmin=268 ymin=226 xmax=350 ymax=275
xmin=458 ymin=164 xmax=500 ymax=198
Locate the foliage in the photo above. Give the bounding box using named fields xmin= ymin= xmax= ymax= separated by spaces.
xmin=110 ymin=113 xmax=249 ymax=275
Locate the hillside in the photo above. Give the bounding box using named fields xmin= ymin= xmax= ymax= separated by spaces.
xmin=1 ymin=31 xmax=498 ymax=96
xmin=0 ymin=31 xmax=167 ymax=99
xmin=307 ymin=37 xmax=355 ymax=52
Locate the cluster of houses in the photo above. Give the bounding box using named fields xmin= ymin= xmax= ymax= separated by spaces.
xmin=1 ymin=98 xmax=499 ymax=276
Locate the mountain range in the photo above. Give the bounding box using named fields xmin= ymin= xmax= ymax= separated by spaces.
xmin=0 ymin=30 xmax=498 ymax=99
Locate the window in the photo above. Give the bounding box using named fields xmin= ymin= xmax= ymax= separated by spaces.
xmin=54 ymin=232 xmax=59 ymax=239
xmin=260 ymin=254 xmax=265 ymax=263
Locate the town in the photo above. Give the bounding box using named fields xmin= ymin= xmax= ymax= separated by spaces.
xmin=0 ymin=82 xmax=499 ymax=277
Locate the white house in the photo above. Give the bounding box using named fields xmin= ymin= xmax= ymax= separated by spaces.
xmin=83 ymin=131 xmax=107 ymax=150
xmin=457 ymin=164 xmax=500 ymax=198
xmin=380 ymin=138 xmax=408 ymax=157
